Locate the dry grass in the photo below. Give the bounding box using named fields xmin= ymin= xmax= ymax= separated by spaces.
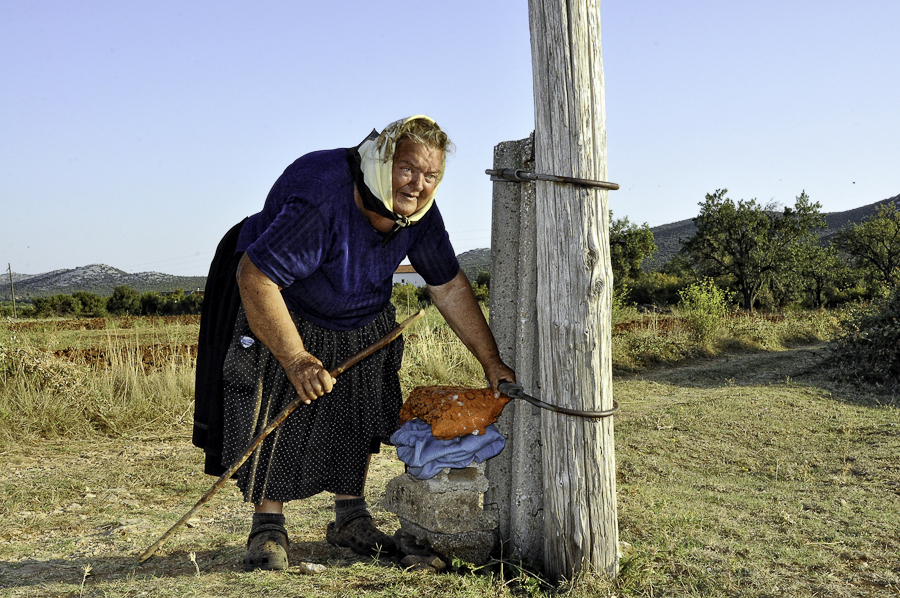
xmin=0 ymin=318 xmax=196 ymax=445
xmin=612 ymin=308 xmax=841 ymax=372
xmin=398 ymin=306 xmax=486 ymax=394
xmin=1 ymin=308 xmax=899 ymax=597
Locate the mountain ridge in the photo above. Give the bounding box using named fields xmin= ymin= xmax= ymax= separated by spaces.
xmin=645 ymin=193 xmax=900 ymax=270
xmin=4 ymin=194 xmax=895 ymax=300
xmin=2 ymin=264 xmax=206 ymax=301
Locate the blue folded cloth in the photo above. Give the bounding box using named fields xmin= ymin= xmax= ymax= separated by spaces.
xmin=391 ymin=418 xmax=506 ymax=480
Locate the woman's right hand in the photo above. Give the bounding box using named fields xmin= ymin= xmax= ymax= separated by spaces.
xmin=283 ymin=351 xmax=336 ymax=404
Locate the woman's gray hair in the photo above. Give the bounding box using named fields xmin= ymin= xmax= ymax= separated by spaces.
xmin=376 ymin=116 xmax=454 ymax=167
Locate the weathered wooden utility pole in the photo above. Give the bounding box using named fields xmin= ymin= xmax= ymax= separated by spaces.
xmin=7 ymin=264 xmax=16 ymax=318
xmin=529 ymin=0 xmax=618 ymax=579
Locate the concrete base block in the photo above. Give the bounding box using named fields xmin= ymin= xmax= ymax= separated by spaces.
xmin=383 ymin=468 xmax=497 ymax=535
xmin=383 ymin=464 xmax=499 ymax=565
xmin=397 ymin=518 xmax=496 ymax=566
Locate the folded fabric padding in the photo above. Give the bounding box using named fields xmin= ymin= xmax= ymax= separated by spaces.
xmin=390 ymin=419 xmax=506 ymax=480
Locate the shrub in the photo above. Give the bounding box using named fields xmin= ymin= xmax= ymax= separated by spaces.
xmin=678 ymin=278 xmax=730 ymax=345
xmin=179 ymin=293 xmax=203 ymax=315
xmin=471 ymin=282 xmax=490 ymax=304
xmin=107 ymin=285 xmax=141 ymax=315
xmin=612 ymin=284 xmax=638 ymax=326
xmin=140 ymin=291 xmax=166 ymax=315
xmin=391 ymin=283 xmax=421 ymax=315
xmin=33 ymin=294 xmax=82 ymax=317
xmin=826 ymin=287 xmax=900 ymax=390
xmin=72 ymin=291 xmax=107 ymax=316
xmin=629 ymin=271 xmax=685 ymax=307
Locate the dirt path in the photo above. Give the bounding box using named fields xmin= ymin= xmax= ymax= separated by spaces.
xmin=635 ymin=342 xmax=829 ymax=387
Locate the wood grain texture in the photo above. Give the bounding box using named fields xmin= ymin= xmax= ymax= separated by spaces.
xmin=528 ymin=0 xmax=618 ymax=579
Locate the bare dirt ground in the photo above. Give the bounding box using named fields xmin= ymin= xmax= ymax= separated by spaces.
xmin=0 ymin=436 xmax=408 ymax=597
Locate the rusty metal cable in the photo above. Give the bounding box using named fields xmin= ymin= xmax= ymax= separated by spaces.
xmin=498 ymin=382 xmax=619 ymax=418
xmin=486 ymin=168 xmax=620 ymax=191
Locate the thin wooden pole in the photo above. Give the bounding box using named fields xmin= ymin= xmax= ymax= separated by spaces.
xmin=138 ymin=309 xmax=424 ymax=562
xmin=528 ymin=0 xmax=618 ymax=580
xmin=7 ymin=264 xmax=16 ymax=318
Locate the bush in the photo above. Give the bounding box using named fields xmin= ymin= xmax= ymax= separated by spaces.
xmin=629 ymin=271 xmax=686 ymax=307
xmin=72 ymin=291 xmax=107 ymax=316
xmin=140 ymin=291 xmax=166 ymax=315
xmin=179 ymin=293 xmax=203 ymax=315
xmin=107 ymin=285 xmax=141 ymax=315
xmin=612 ymin=284 xmax=638 ymax=326
xmin=0 ymin=302 xmax=34 ymax=317
xmin=391 ymin=283 xmax=421 ymax=314
xmin=471 ymin=282 xmax=489 ymax=304
xmin=678 ymin=278 xmax=730 ymax=344
xmin=33 ymin=294 xmax=82 ymax=317
xmin=826 ymin=287 xmax=900 ymax=390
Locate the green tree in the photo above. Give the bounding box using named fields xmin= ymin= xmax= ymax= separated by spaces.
xmin=391 ymin=283 xmax=420 ymax=314
xmin=681 ymin=189 xmax=825 ymax=310
xmin=72 ymin=291 xmax=107 ymax=316
xmin=179 ymin=292 xmax=203 ymax=315
xmin=162 ymin=289 xmax=186 ymax=315
xmin=33 ymin=294 xmax=82 ymax=317
xmin=792 ymin=241 xmax=851 ymax=308
xmin=140 ymin=291 xmax=165 ymax=315
xmin=834 ymin=201 xmax=900 ymax=289
xmin=610 ymin=213 xmax=657 ymax=289
xmin=107 ymin=285 xmax=141 ymax=315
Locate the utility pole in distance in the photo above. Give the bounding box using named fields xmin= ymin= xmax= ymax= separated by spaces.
xmin=528 ymin=0 xmax=618 ymax=580
xmin=7 ymin=264 xmax=17 ymax=318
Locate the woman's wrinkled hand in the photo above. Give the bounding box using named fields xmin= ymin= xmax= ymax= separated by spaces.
xmin=483 ymin=358 xmax=516 ymax=397
xmin=283 ymin=351 xmax=336 ymax=404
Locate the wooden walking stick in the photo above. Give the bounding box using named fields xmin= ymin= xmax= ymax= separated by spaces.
xmin=138 ymin=309 xmax=424 ymax=562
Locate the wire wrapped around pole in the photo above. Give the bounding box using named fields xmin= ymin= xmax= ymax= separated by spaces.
xmin=486 ymin=168 xmax=620 ymax=190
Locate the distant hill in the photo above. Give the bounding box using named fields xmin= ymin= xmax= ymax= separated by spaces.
xmin=645 ymin=193 xmax=900 ymax=271
xmin=457 ymin=248 xmax=492 ymax=281
xmin=1 ymin=264 xmax=206 ymax=301
xmin=1 ymin=251 xmax=497 ymax=302
xmin=5 ymin=195 xmax=895 ymax=301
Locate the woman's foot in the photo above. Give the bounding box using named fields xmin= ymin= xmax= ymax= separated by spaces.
xmin=243 ymin=513 xmax=289 ymax=571
xmin=326 ymin=511 xmax=397 ymax=557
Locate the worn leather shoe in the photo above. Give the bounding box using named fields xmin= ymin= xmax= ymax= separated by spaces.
xmin=326 ymin=511 xmax=397 ymax=557
xmin=243 ymin=523 xmax=289 ymax=571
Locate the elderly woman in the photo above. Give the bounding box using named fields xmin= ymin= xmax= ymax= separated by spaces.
xmin=192 ymin=115 xmax=514 ymax=571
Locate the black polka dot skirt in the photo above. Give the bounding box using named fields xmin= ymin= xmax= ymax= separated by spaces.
xmin=220 ymin=303 xmax=404 ymax=504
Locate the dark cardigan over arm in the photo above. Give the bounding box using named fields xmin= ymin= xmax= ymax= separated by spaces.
xmin=192 ymin=219 xmax=246 ymax=476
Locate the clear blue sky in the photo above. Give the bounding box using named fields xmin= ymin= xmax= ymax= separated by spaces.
xmin=2 ymin=1 xmax=898 ymax=276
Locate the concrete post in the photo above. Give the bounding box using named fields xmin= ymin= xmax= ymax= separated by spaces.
xmin=485 ymin=133 xmax=544 ymax=566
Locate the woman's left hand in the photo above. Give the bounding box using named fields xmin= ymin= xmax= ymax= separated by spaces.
xmin=483 ymin=358 xmax=516 ymax=395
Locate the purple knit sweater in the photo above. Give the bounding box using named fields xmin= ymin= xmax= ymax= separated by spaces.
xmin=236 ymin=148 xmax=459 ymax=330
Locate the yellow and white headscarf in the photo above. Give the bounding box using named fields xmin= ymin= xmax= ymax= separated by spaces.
xmin=356 ymin=115 xmax=445 ymax=229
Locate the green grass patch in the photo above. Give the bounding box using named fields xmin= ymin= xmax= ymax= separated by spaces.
xmin=1 ymin=307 xmax=899 ymax=596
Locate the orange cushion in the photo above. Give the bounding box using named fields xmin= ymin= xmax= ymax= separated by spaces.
xmin=399 ymin=386 xmax=511 ymax=440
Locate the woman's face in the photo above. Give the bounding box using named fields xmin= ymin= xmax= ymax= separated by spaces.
xmin=391 ymin=140 xmax=443 ymax=217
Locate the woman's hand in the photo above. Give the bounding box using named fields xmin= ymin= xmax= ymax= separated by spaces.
xmin=483 ymin=358 xmax=516 ymax=395
xmin=238 ymin=255 xmax=336 ymax=404
xmin=283 ymin=351 xmax=336 ymax=404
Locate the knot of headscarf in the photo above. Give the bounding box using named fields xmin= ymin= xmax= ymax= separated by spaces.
xmin=347 ymin=115 xmax=444 ymax=246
